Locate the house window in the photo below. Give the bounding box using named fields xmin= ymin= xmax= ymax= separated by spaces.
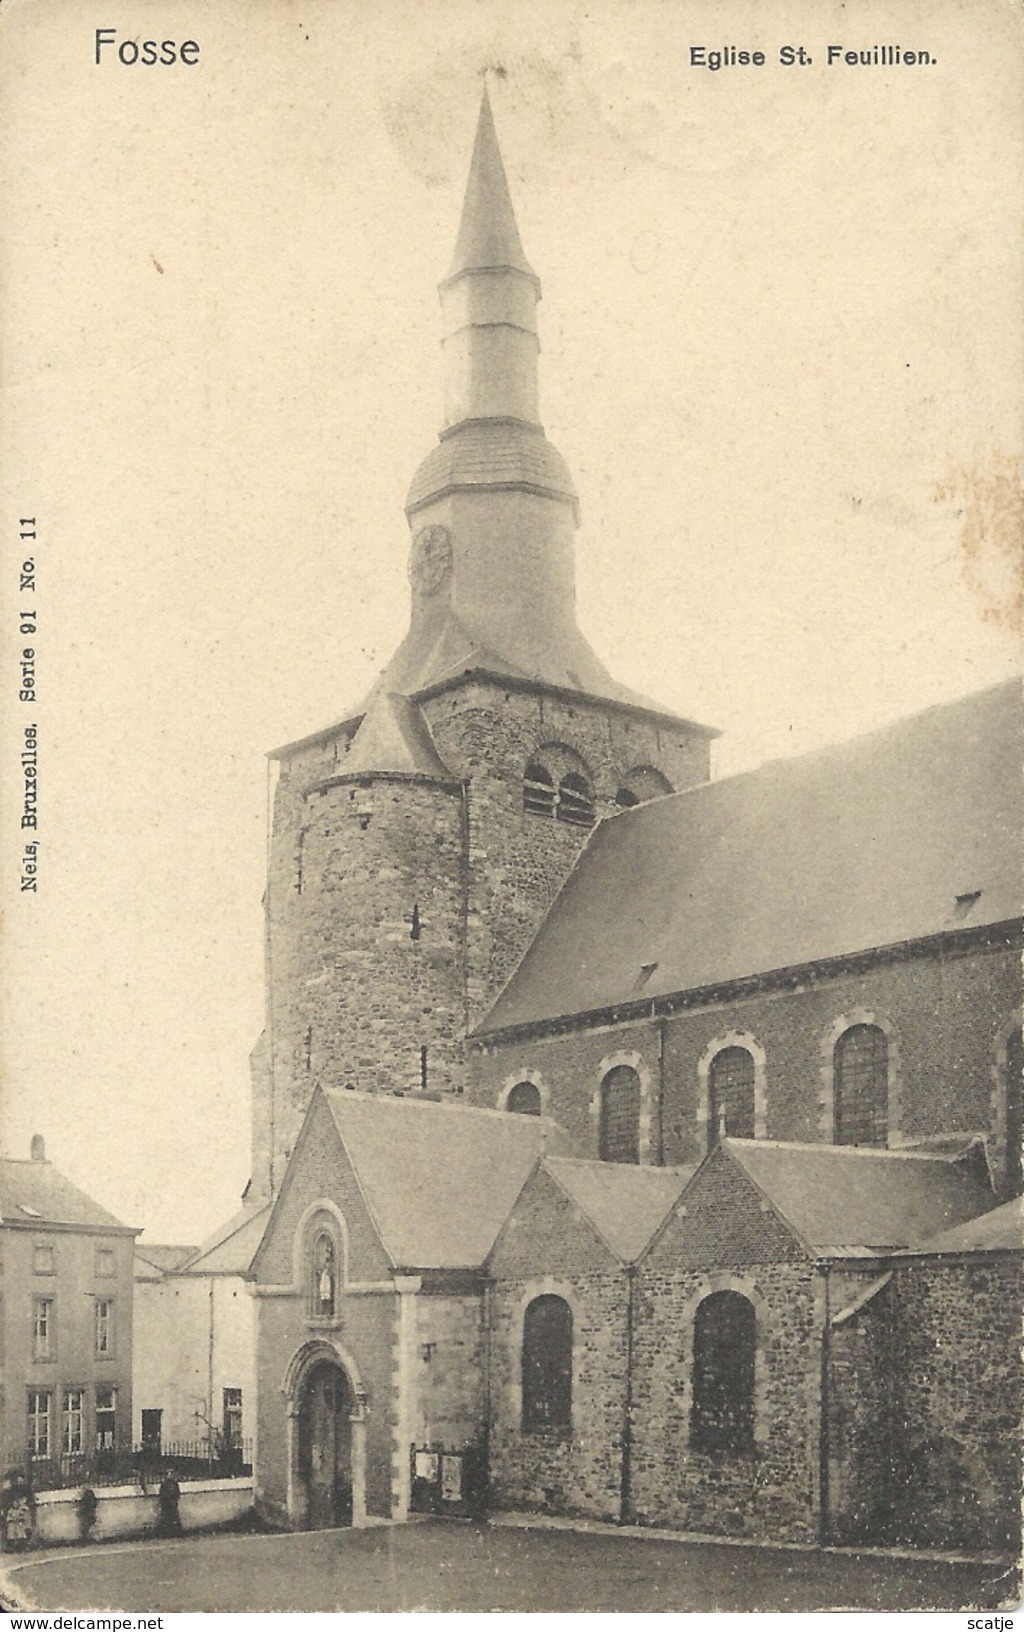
xmin=310 ymin=1230 xmax=337 ymax=1318
xmin=523 ymin=761 xmax=555 ymax=818
xmin=708 ymin=1046 xmax=756 ymax=1145
xmin=27 ymin=1390 xmax=51 ymax=1459
xmin=556 ymin=772 xmax=595 ymax=829
xmin=1005 ymin=1024 xmax=1022 ymax=1196
xmin=506 ymin=1081 xmax=541 ymax=1116
xmin=95 ymin=1247 xmax=116 ymax=1278
xmin=33 ymin=1296 xmax=54 ymax=1360
xmin=834 ymin=1024 xmax=888 ymax=1146
xmin=223 ymin=1387 xmax=243 ymax=1449
xmin=95 ymin=1297 xmax=115 ymax=1356
xmin=32 ymin=1244 xmax=54 ymax=1275
xmin=522 ymin=1295 xmax=573 ymax=1432
xmin=599 ymin=1065 xmax=641 ymax=1164
xmin=690 ymin=1290 xmax=756 ymax=1455
xmin=141 ymin=1407 xmax=162 ymax=1450
xmin=62 ymin=1389 xmax=85 ymax=1456
xmin=96 ymin=1386 xmax=117 ymax=1451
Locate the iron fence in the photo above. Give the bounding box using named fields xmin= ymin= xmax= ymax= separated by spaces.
xmin=27 ymin=1438 xmax=253 ymax=1492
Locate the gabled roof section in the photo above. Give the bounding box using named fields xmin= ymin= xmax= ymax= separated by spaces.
xmin=544 ymin=1157 xmax=696 ymax=1263
xmin=134 ymin=1243 xmax=199 ymax=1278
xmin=341 ymin=692 xmax=453 ymax=780
xmin=724 ymin=1138 xmax=997 ymax=1254
xmin=478 ymin=680 xmax=1023 ymax=1036
xmin=323 ymin=1089 xmax=573 ymax=1270
xmin=0 ymin=1158 xmax=136 ymax=1233
xmin=447 ymin=88 xmax=535 ymax=284
xmin=916 ymin=1195 xmax=1022 ymax=1254
xmin=179 ymin=1204 xmax=272 ymax=1276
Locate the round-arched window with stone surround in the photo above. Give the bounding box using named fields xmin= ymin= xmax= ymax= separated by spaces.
xmin=506 ymin=1080 xmax=542 ymax=1117
xmin=522 ymin=1294 xmax=573 ymax=1432
xmin=834 ymin=1023 xmax=889 ymax=1147
xmin=708 ymin=1046 xmax=756 ymax=1143
xmin=598 ymin=1065 xmax=641 ymax=1164
xmin=690 ymin=1289 xmax=756 ymax=1455
xmin=615 ymin=765 xmax=674 ymax=809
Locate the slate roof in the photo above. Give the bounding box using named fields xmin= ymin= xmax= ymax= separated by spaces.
xmin=179 ymin=1204 xmax=272 ymax=1276
xmin=446 ymin=87 xmax=536 ymax=283
xmin=543 ymin=1156 xmax=696 ymax=1263
xmin=134 ymin=1243 xmax=199 ymax=1278
xmin=0 ymin=1158 xmax=136 ymax=1233
xmin=723 ymin=1138 xmax=997 ymax=1254
xmin=916 ymin=1196 xmax=1023 ymax=1254
xmin=478 ymin=680 xmax=1023 ymax=1035
xmin=407 ymin=421 xmax=577 ymax=516
xmin=323 ymin=1089 xmax=573 ymax=1270
xmin=339 ymin=692 xmax=454 ymax=780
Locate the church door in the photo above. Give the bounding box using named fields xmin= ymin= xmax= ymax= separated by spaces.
xmin=298 ymin=1360 xmax=353 ymax=1528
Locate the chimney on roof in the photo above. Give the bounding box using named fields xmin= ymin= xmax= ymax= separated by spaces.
xmin=30 ymin=1134 xmax=46 ymax=1162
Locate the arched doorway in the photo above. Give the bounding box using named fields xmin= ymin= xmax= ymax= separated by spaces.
xmin=297 ymin=1358 xmax=353 ymax=1528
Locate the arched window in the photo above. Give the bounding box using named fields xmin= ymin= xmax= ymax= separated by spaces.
xmin=690 ymin=1291 xmax=756 ymax=1454
xmin=1005 ymin=1024 xmax=1022 ymax=1196
xmin=522 ymin=1295 xmax=572 ymax=1431
xmin=556 ymin=772 xmax=595 ymax=829
xmin=506 ymin=1081 xmax=541 ymax=1116
xmin=708 ymin=1047 xmax=756 ymax=1145
xmin=834 ymin=1024 xmax=888 ymax=1146
xmin=523 ymin=761 xmax=555 ymax=818
xmin=309 ymin=1229 xmax=337 ymax=1319
xmin=615 ymin=765 xmax=674 ymax=808
xmin=599 ymin=1065 xmax=640 ymax=1164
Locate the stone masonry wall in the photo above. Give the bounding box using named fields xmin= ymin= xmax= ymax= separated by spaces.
xmin=487 ymin=1166 xmax=630 ymax=1520
xmin=884 ymin=1256 xmax=1023 ymax=1551
xmin=411 ymin=1291 xmax=487 ymax=1453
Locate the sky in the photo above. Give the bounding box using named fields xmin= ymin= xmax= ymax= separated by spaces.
xmin=1 ymin=0 xmax=1020 ymax=1242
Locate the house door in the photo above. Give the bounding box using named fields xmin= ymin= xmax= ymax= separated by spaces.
xmin=298 ymin=1360 xmax=353 ymax=1528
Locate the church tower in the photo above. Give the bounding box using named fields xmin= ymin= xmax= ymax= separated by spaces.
xmin=249 ymin=88 xmax=717 ymax=1202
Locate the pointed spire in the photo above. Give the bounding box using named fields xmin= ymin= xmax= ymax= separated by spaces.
xmin=447 ymin=85 xmax=535 ymax=282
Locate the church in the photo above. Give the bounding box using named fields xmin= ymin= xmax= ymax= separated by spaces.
xmin=136 ymin=89 xmax=1022 ymax=1553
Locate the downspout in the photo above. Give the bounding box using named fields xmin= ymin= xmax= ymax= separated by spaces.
xmin=619 ymin=1266 xmax=636 ymax=1525
xmin=208 ymin=1278 xmax=216 ymax=1453
xmin=818 ymin=1263 xmax=830 ymax=1547
xmin=656 ymin=1017 xmax=667 ymax=1164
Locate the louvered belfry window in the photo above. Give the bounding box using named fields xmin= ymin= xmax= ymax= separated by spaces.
xmin=834 ymin=1024 xmax=888 ymax=1147
xmin=708 ymin=1047 xmax=756 ymax=1145
xmin=522 ymin=1295 xmax=573 ymax=1431
xmin=523 ymin=761 xmax=556 ymax=817
xmin=556 ymin=772 xmax=595 ymax=829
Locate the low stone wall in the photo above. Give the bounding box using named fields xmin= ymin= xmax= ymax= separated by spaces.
xmin=32 ymin=1478 xmax=254 ymax=1547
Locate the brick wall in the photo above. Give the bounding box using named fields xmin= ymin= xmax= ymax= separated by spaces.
xmin=470 ymin=940 xmax=1021 ymax=1170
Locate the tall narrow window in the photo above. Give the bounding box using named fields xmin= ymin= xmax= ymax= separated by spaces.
xmin=1005 ymin=1024 xmax=1022 ymax=1196
xmin=522 ymin=1295 xmax=573 ymax=1432
xmin=95 ymin=1297 xmax=114 ymax=1356
xmin=599 ymin=1065 xmax=641 ymax=1164
xmin=834 ymin=1024 xmax=888 ymax=1146
xmin=556 ymin=772 xmax=595 ymax=829
xmin=690 ymin=1290 xmax=756 ymax=1454
xmin=32 ymin=1244 xmax=54 ymax=1275
xmin=523 ymin=761 xmax=555 ymax=818
xmin=62 ymin=1389 xmax=85 ymax=1455
xmin=28 ymin=1391 xmax=51 ymax=1459
xmin=708 ymin=1047 xmax=756 ymax=1145
xmin=223 ymin=1387 xmax=243 ymax=1449
xmin=95 ymin=1246 xmax=115 ymax=1278
xmin=33 ymin=1296 xmax=54 ymax=1360
xmin=96 ymin=1386 xmax=118 ymax=1451
xmin=506 ymin=1081 xmax=541 ymax=1116
xmin=310 ymin=1231 xmax=337 ymax=1318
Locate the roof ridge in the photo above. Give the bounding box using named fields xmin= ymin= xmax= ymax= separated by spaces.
xmin=725 ymin=1137 xmax=977 ymax=1162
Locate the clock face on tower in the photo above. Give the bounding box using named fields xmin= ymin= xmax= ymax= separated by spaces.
xmin=408 ymin=524 xmax=453 ymax=596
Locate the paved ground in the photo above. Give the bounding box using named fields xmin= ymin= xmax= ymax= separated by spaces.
xmin=2 ymin=1519 xmax=1017 ymax=1613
